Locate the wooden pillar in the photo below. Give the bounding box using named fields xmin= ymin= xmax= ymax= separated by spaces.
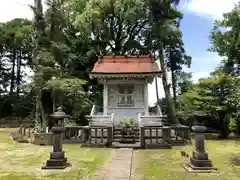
xmin=144 ymin=81 xmax=149 ymax=115
xmin=103 ymin=79 xmax=108 ymax=115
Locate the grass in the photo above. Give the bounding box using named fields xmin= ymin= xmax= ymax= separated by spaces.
xmin=133 ymin=140 xmax=240 ymax=180
xmin=0 ymin=128 xmax=112 ymax=180
xmin=2 ymin=128 xmax=240 ymax=180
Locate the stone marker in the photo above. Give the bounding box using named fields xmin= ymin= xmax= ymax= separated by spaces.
xmin=182 ymin=124 xmax=218 ymax=173
xmin=42 ymin=127 xmax=69 ymax=169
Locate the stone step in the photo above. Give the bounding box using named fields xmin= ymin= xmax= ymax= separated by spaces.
xmin=113 ymin=130 xmax=139 ymax=133
xmin=113 ymin=139 xmax=140 ymax=142
xmin=113 ymin=131 xmax=139 ymax=133
xmin=113 ymin=134 xmax=139 ymax=137
xmin=113 ymin=134 xmax=139 ymax=138
xmin=114 ymin=140 xmax=140 ymax=143
xmin=114 ymin=127 xmax=139 ymax=130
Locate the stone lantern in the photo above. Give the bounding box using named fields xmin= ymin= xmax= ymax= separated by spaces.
xmin=50 ymin=106 xmax=70 ymax=127
xmin=182 ymin=111 xmax=218 ymax=172
xmin=42 ymin=106 xmax=70 ymax=169
xmin=42 ymin=126 xmax=70 ymax=169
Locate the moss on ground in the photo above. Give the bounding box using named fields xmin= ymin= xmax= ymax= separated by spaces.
xmin=2 ymin=128 xmax=240 ymax=180
xmin=0 ymin=128 xmax=111 ymax=180
xmin=133 ymin=140 xmax=240 ymax=180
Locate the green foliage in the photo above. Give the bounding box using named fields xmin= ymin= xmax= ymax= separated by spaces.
xmin=209 ymin=2 xmax=240 ymax=73
xmin=45 ymin=77 xmax=86 ymax=94
xmin=120 ymin=117 xmax=135 ymax=128
xmin=178 ymin=71 xmax=240 ymax=136
xmin=229 ymin=116 xmax=237 ymax=133
xmin=119 ymin=117 xmax=136 ymax=134
xmin=0 ymin=0 xmax=191 ymax=129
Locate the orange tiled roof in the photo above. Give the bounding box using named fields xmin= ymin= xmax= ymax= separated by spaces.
xmin=91 ymin=55 xmax=161 ymax=74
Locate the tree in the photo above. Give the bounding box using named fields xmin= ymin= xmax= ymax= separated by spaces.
xmin=1 ymin=19 xmax=32 ymax=95
xmin=0 ymin=19 xmax=32 ymax=117
xmin=179 ymin=72 xmax=240 ymax=138
xmin=65 ymin=0 xmax=190 ymax=124
xmin=0 ymin=0 xmax=191 ymax=128
xmin=66 ymin=0 xmax=149 ymax=55
xmin=209 ymin=2 xmax=240 ymax=74
xmin=28 ymin=0 xmax=92 ymax=130
xmin=177 ymin=71 xmax=192 ymax=95
xmin=31 ymin=0 xmax=53 ymax=132
xmin=147 ymin=0 xmax=190 ymax=124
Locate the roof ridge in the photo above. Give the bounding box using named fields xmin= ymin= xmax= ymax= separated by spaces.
xmin=102 ymin=55 xmax=153 ymax=59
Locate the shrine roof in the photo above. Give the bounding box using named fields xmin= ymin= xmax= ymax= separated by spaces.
xmin=90 ymin=55 xmax=162 ymax=75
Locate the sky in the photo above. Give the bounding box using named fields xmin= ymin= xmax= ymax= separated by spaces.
xmin=0 ymin=0 xmax=238 ymax=106
xmin=148 ymin=0 xmax=239 ymax=105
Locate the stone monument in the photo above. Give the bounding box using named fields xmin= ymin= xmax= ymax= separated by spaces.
xmin=182 ymin=113 xmax=218 ymax=172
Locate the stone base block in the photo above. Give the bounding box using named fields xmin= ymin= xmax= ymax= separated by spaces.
xmin=46 ymin=158 xmax=67 ymax=166
xmin=42 ymin=163 xmax=70 ymax=170
xmin=33 ymin=133 xmax=53 ymax=145
xmin=50 ymin=151 xmax=65 ymax=159
xmin=232 ymin=157 xmax=240 ymax=165
xmin=181 ymin=163 xmax=218 ymax=173
xmin=190 ymin=157 xmax=212 ymax=167
xmin=42 ymin=158 xmax=69 ymax=170
xmin=192 ymin=150 xmax=209 ymax=160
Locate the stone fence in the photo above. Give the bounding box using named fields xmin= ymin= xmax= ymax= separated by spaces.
xmin=140 ymin=125 xmax=190 ymax=148
xmin=17 ymin=124 xmax=190 ymax=149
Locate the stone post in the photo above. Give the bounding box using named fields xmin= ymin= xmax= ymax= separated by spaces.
xmin=140 ymin=127 xmax=145 ymax=148
xmin=42 ymin=127 xmax=69 ymax=169
xmin=82 ymin=127 xmax=89 ymax=143
xmin=162 ymin=126 xmax=171 ymax=143
xmin=182 ymin=125 xmax=218 ymax=172
xmin=107 ymin=126 xmax=113 ymax=147
xmin=182 ymin=126 xmax=190 ymax=140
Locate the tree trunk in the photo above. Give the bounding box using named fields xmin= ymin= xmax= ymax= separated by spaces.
xmin=171 ymin=68 xmax=177 ymax=107
xmin=218 ymin=111 xmax=229 ymax=138
xmin=16 ymin=49 xmax=22 ymax=95
xmin=169 ymin=47 xmax=177 ymax=108
xmin=34 ymin=88 xmax=42 ymax=131
xmin=32 ymin=0 xmax=47 ymax=132
xmin=52 ymin=93 xmax=56 ymax=113
xmin=218 ymin=119 xmax=229 ymax=139
xmin=155 ymin=76 xmax=160 ymax=104
xmin=10 ymin=49 xmax=16 ymax=95
xmin=159 ymin=45 xmax=179 ymax=124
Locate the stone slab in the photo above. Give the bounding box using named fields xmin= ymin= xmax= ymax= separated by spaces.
xmin=105 ymin=148 xmax=133 ymax=180
xmin=181 ymin=163 xmax=219 ymax=173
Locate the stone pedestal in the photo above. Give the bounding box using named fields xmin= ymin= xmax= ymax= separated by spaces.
xmin=42 ymin=127 xmax=69 ymax=169
xmin=33 ymin=132 xmax=53 ymax=145
xmin=182 ymin=125 xmax=218 ymax=173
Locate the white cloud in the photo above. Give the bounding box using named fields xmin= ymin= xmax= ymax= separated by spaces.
xmin=183 ymin=0 xmax=238 ymax=19
xmin=0 ymin=0 xmax=47 ymax=23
